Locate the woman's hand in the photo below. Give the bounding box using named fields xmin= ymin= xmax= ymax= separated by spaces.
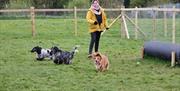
xmin=94 ymin=21 xmax=98 ymax=25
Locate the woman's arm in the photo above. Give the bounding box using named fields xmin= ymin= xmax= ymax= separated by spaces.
xmin=86 ymin=11 xmax=96 ymax=24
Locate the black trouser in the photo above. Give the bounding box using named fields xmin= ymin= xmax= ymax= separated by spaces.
xmin=89 ymin=31 xmax=101 ymax=54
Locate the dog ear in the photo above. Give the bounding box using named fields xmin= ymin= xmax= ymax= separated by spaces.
xmin=95 ymin=52 xmax=100 ymax=56
xmin=36 ymin=47 xmax=42 ymax=54
xmin=95 ymin=52 xmax=102 ymax=59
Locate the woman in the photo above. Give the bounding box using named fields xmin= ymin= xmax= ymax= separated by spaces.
xmin=86 ymin=0 xmax=109 ymax=58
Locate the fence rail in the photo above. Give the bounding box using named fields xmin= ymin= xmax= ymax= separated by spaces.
xmin=0 ymin=8 xmax=180 ymax=13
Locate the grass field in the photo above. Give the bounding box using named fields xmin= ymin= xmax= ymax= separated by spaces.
xmin=0 ymin=19 xmax=180 ymax=91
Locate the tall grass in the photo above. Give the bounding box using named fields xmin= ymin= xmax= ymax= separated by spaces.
xmin=0 ymin=19 xmax=180 ymax=91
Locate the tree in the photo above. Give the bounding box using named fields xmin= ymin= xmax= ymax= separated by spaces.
xmin=0 ymin=0 xmax=9 ymax=15
xmin=8 ymin=0 xmax=32 ymax=9
xmin=99 ymin=0 xmax=122 ymax=8
xmin=171 ymin=0 xmax=180 ymax=3
xmin=124 ymin=0 xmax=130 ymax=8
xmin=130 ymin=0 xmax=175 ymax=8
xmin=32 ymin=0 xmax=69 ymax=9
xmin=67 ymin=0 xmax=90 ymax=8
xmin=0 ymin=0 xmax=9 ymax=9
xmin=130 ymin=0 xmax=148 ymax=7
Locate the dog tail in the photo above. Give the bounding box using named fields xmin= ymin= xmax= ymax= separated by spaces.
xmin=68 ymin=45 xmax=79 ymax=60
xmin=71 ymin=45 xmax=80 ymax=55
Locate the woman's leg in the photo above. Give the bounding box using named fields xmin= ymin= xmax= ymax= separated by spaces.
xmin=89 ymin=32 xmax=96 ymax=55
xmin=95 ymin=31 xmax=101 ymax=52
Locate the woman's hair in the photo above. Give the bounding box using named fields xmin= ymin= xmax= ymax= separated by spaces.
xmin=91 ymin=0 xmax=99 ymax=4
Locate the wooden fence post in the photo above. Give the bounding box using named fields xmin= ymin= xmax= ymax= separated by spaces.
xmin=141 ymin=47 xmax=144 ymax=59
xmin=135 ymin=6 xmax=138 ymax=39
xmin=171 ymin=51 xmax=175 ymax=67
xmin=163 ymin=5 xmax=167 ymax=37
xmin=172 ymin=6 xmax=176 ymax=44
xmin=74 ymin=6 xmax=77 ymax=36
xmin=30 ymin=7 xmax=35 ymax=37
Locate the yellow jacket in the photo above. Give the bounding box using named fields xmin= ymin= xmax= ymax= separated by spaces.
xmin=86 ymin=8 xmax=108 ymax=33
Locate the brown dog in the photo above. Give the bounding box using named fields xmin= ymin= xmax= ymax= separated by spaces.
xmin=91 ymin=52 xmax=109 ymax=72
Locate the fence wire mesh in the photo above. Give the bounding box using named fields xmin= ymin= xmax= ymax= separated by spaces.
xmin=124 ymin=10 xmax=180 ymax=43
xmin=0 ymin=8 xmax=179 ymax=43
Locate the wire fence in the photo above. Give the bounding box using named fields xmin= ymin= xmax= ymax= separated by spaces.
xmin=0 ymin=7 xmax=180 ymax=43
xmin=123 ymin=7 xmax=180 ymax=43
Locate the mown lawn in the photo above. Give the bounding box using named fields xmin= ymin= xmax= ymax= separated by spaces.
xmin=0 ymin=19 xmax=180 ymax=91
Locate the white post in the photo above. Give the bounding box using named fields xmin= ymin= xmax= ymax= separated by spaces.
xmin=171 ymin=6 xmax=176 ymax=67
xmin=121 ymin=6 xmax=129 ymax=39
xmin=74 ymin=6 xmax=77 ymax=36
xmin=121 ymin=6 xmax=125 ymax=38
xmin=163 ymin=5 xmax=167 ymax=37
xmin=172 ymin=6 xmax=176 ymax=44
xmin=153 ymin=9 xmax=156 ymax=40
xmin=122 ymin=15 xmax=130 ymax=39
xmin=135 ymin=7 xmax=138 ymax=39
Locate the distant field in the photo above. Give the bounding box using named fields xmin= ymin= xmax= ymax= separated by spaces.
xmin=0 ymin=19 xmax=180 ymax=91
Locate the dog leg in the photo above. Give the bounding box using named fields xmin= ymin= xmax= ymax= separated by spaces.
xmin=106 ymin=63 xmax=109 ymax=70
xmin=36 ymin=58 xmax=44 ymax=61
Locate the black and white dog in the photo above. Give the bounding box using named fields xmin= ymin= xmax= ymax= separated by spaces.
xmin=31 ymin=46 xmax=52 ymax=60
xmin=50 ymin=45 xmax=79 ymax=64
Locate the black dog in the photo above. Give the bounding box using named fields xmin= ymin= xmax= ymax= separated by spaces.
xmin=50 ymin=45 xmax=79 ymax=64
xmin=31 ymin=46 xmax=52 ymax=60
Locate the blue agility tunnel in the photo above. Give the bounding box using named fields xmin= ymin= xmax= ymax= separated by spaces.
xmin=143 ymin=41 xmax=180 ymax=64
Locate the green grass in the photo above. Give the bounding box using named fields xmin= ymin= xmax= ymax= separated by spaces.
xmin=0 ymin=19 xmax=180 ymax=91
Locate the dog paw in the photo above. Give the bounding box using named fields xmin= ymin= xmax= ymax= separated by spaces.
xmin=88 ymin=54 xmax=92 ymax=59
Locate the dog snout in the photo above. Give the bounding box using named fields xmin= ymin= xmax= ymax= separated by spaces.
xmin=95 ymin=60 xmax=100 ymax=65
xmin=31 ymin=48 xmax=36 ymax=52
xmin=95 ymin=60 xmax=99 ymax=64
xmin=30 ymin=49 xmax=34 ymax=52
